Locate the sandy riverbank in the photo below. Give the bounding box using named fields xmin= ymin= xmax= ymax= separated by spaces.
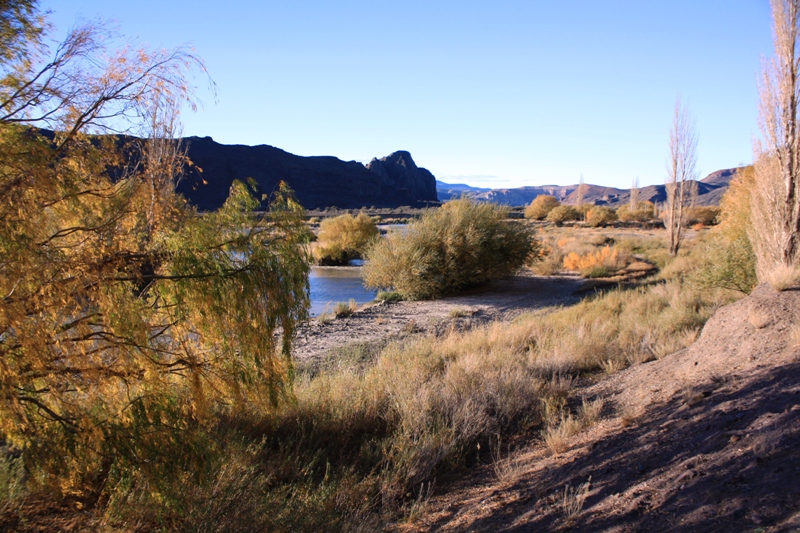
xmin=292 ymin=271 xmax=588 ymax=364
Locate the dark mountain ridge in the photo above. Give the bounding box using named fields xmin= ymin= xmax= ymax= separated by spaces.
xmin=177 ymin=137 xmax=438 ymax=211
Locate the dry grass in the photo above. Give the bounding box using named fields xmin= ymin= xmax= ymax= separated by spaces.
xmin=491 ymin=440 xmax=534 ymax=484
xmin=448 ymin=307 xmax=477 ymax=318
xmin=763 ymin=264 xmax=800 ymax=291
xmin=542 ymin=398 xmax=604 ymax=455
xmin=10 ymin=228 xmax=737 ymax=530
xmin=562 ymin=476 xmax=592 ymax=524
xmin=543 ymin=415 xmax=582 ymax=454
xmin=334 ymin=299 xmax=358 ymax=318
xmin=681 ymin=385 xmax=706 ymax=407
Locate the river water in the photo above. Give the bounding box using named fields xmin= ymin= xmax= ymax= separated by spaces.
xmin=309 ymin=265 xmax=376 ymax=316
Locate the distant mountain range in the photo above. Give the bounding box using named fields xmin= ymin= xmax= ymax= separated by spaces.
xmin=173 ymin=135 xmax=742 ymax=211
xmin=436 ymin=167 xmax=743 ymax=207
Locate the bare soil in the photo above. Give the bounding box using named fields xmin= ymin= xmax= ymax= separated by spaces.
xmin=390 ymin=284 xmax=800 ymax=533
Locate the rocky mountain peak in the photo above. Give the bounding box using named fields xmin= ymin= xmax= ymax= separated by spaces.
xmin=366 ymin=150 xmax=437 ymax=201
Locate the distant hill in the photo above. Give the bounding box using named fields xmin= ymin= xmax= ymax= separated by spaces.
xmin=436 ymin=180 xmax=491 ymax=201
xmin=438 ymin=167 xmax=746 ymax=207
xmin=177 ymin=137 xmax=438 ymax=211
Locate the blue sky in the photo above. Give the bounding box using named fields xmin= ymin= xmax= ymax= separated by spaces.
xmin=43 ymin=1 xmax=773 ymax=189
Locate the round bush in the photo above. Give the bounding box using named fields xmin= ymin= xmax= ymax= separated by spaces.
xmin=546 ymin=205 xmax=581 ymax=224
xmin=525 ymin=195 xmax=560 ymax=220
xmin=685 ymin=206 xmax=721 ymax=227
xmin=586 ymin=206 xmax=618 ymax=227
xmin=363 ymin=199 xmax=537 ymax=300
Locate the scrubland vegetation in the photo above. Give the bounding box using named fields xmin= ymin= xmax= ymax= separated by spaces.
xmin=3 ymin=0 xmax=800 ymax=531
xmin=36 ymin=229 xmax=733 ymax=531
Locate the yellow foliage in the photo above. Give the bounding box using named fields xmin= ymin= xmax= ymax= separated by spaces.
xmin=525 ymin=195 xmax=560 ymax=220
xmin=0 ymin=7 xmax=310 ymax=499
xmin=313 ymin=212 xmax=379 ymax=265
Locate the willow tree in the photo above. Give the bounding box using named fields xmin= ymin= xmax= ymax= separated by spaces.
xmin=0 ymin=1 xmax=309 ymax=489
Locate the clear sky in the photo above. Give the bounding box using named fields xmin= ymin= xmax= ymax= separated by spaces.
xmin=42 ymin=1 xmax=773 ymax=189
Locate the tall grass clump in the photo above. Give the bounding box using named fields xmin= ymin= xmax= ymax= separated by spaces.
xmin=312 ymin=212 xmax=379 ymax=265
xmin=363 ymin=199 xmax=536 ymax=300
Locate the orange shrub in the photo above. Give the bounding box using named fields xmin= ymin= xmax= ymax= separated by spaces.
xmin=563 ymin=246 xmax=626 ymax=277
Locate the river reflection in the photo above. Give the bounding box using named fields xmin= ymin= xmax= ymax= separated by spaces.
xmin=309 ymin=266 xmax=376 ymax=317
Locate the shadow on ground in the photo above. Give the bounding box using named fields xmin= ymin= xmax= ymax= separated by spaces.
xmin=425 ymin=360 xmax=800 ymax=533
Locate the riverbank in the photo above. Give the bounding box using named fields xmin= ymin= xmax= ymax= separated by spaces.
xmin=293 ymin=271 xmax=587 ymax=365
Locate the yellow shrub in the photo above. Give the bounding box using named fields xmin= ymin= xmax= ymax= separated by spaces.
xmin=546 ymin=205 xmax=580 ymax=224
xmin=313 ymin=212 xmax=379 ymax=265
xmin=525 ymin=195 xmax=560 ymax=220
xmin=585 ymin=206 xmax=617 ymax=227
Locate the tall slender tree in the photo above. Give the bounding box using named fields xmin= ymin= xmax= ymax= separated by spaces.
xmin=665 ymin=97 xmax=698 ymax=256
xmin=752 ymin=0 xmax=800 ymax=285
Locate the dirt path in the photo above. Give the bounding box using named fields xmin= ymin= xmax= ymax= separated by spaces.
xmin=292 ymin=272 xmax=587 ymax=364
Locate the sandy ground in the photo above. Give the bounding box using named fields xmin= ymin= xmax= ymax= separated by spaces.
xmin=391 ymin=284 xmax=800 ymax=533
xmin=292 ymin=271 xmax=588 ymax=364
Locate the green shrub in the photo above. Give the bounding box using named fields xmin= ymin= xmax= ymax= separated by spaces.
xmin=546 ymin=205 xmax=581 ymax=225
xmin=376 ymin=291 xmax=404 ymax=303
xmin=691 ymin=170 xmax=757 ymax=293
xmin=313 ymin=212 xmax=379 ymax=265
xmin=693 ymin=233 xmax=757 ymax=293
xmin=585 ymin=206 xmax=618 ymax=227
xmin=582 ymin=265 xmax=614 ymax=278
xmin=525 ymin=195 xmax=560 ymax=220
xmin=363 ymin=198 xmax=536 ymax=300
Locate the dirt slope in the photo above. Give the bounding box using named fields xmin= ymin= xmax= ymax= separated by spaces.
xmin=395 ymin=284 xmax=800 ymax=532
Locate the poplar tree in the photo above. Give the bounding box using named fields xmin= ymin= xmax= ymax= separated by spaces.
xmin=752 ymin=0 xmax=800 ymax=286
